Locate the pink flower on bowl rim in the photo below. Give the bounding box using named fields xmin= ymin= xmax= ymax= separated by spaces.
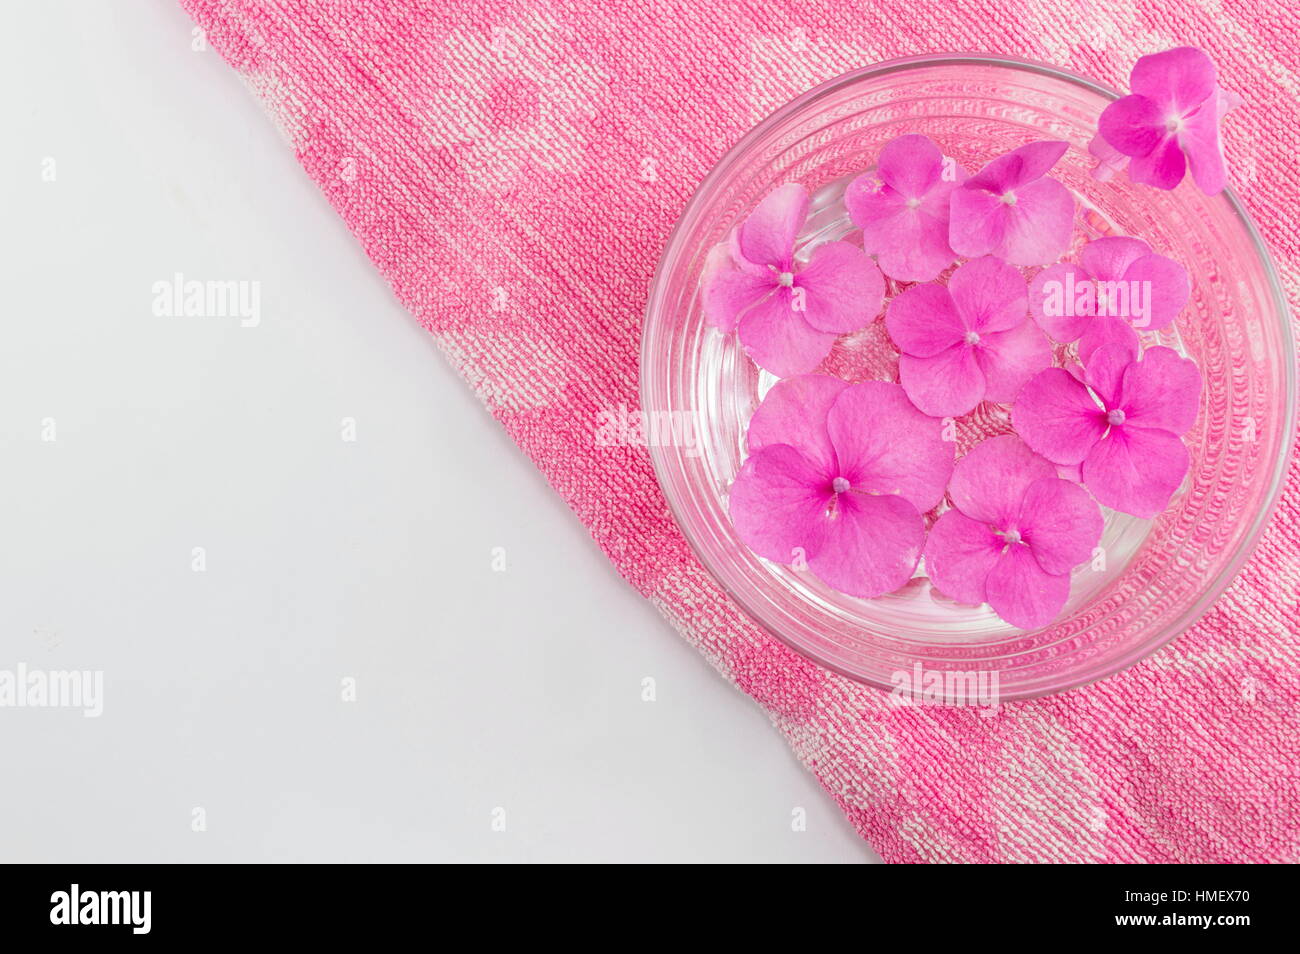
xmin=729 ymin=375 xmax=954 ymax=598
xmin=845 ymin=134 xmax=967 ymax=282
xmin=885 ymin=255 xmax=1052 ymax=418
xmin=1029 ymin=236 xmax=1190 ymax=353
xmin=1096 ymin=47 xmax=1241 ymax=196
xmin=702 ymin=184 xmax=885 ymax=378
xmin=949 ymin=140 xmax=1076 ymax=266
xmin=1012 ymin=335 xmax=1202 ymax=518
xmin=925 ymin=434 xmax=1104 ymax=630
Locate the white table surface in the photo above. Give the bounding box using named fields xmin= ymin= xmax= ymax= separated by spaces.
xmin=0 ymin=0 xmax=878 ymax=863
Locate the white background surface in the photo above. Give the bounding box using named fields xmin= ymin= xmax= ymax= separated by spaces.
xmin=0 ymin=1 xmax=877 ymax=863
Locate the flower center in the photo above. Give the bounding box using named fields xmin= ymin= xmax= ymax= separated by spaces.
xmin=776 ymin=271 xmax=795 ymax=287
xmin=993 ymin=527 xmax=1024 ymax=548
xmin=1107 ymin=408 xmax=1127 ymax=426
xmin=831 ymin=476 xmax=851 ymax=494
xmin=999 ymin=191 xmax=1018 ymax=206
xmin=964 ymin=330 xmax=981 ymax=346
xmin=905 ymin=197 xmax=921 ymax=209
xmin=1165 ymin=115 xmax=1185 ymax=134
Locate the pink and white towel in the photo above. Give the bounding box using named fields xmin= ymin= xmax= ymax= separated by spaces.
xmin=181 ymin=0 xmax=1300 ymax=862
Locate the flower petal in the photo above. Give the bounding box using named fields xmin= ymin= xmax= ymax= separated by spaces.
xmin=825 ymin=381 xmax=955 ymax=512
xmin=746 ymin=374 xmax=848 ymax=473
xmin=948 ymin=255 xmax=1028 ymax=334
xmin=727 ymin=226 xmax=769 ymax=277
xmin=1130 ymin=46 xmax=1217 ymax=114
xmin=949 ymin=433 xmax=1057 ymax=527
xmin=1126 ymin=135 xmax=1187 ymax=190
xmin=1123 ymin=251 xmax=1190 ymax=332
xmin=702 ymin=242 xmax=774 ymax=332
xmin=729 ymin=443 xmax=831 ymax=563
xmin=807 ymin=492 xmax=925 ymax=598
xmin=1030 ymin=262 xmax=1093 ymax=343
xmin=898 ymin=344 xmax=985 ymax=418
xmin=737 ymin=183 xmax=807 ymax=270
xmin=1083 ymin=424 xmax=1190 ymax=518
xmin=1080 ymin=236 xmax=1152 ymax=282
xmin=995 ymin=177 xmax=1075 ymax=266
xmin=1016 ymin=477 xmax=1104 ymax=576
xmin=974 ymin=320 xmax=1053 ymax=404
xmin=885 ymin=283 xmax=965 ymax=358
xmin=924 ymin=510 xmax=1005 ymax=604
xmin=851 ymin=194 xmax=958 ymax=283
xmin=737 ymin=290 xmax=838 ymax=378
xmin=1118 ymin=346 xmax=1202 ymax=435
xmin=876 ymin=133 xmax=945 ymax=197
xmin=1098 ymin=93 xmax=1167 ymax=158
xmin=1078 ymin=316 xmax=1139 ymax=367
xmin=844 ymin=170 xmax=888 ymax=218
xmin=985 ymin=544 xmax=1072 ymax=630
xmin=948 ymin=187 xmax=1008 ymax=259
xmin=1082 ymin=341 xmax=1135 ymax=409
xmin=1180 ymin=86 xmax=1239 ymax=197
xmin=967 ymin=140 xmax=1069 ymax=193
xmin=795 ymin=241 xmax=885 ymax=334
xmin=1180 ymin=95 xmax=1230 ymax=196
xmin=1012 ymin=368 xmax=1107 ymax=465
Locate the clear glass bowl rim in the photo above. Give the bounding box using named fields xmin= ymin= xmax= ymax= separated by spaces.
xmin=641 ymin=52 xmax=1297 ymax=699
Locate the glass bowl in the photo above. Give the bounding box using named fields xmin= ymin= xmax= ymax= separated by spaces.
xmin=641 ymin=54 xmax=1295 ymax=702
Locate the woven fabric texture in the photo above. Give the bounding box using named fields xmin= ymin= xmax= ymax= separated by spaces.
xmin=181 ymin=0 xmax=1300 ymax=862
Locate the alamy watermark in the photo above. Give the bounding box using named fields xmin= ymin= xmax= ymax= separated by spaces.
xmin=596 ymin=403 xmax=701 ymax=457
xmin=890 ymin=663 xmax=999 ymax=708
xmin=0 ymin=663 xmax=103 ymax=717
xmin=151 ymin=272 xmax=261 ymax=327
xmin=50 ymin=885 xmax=150 ymax=934
xmin=1039 ymin=273 xmax=1153 ymax=328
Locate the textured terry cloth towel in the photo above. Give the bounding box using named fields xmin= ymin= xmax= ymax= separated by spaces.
xmin=181 ymin=0 xmax=1300 ymax=862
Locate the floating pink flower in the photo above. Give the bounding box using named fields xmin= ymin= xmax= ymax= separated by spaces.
xmin=885 ymin=256 xmax=1052 ymax=417
xmin=1029 ymin=236 xmax=1190 ymax=353
xmin=702 ymin=184 xmax=885 ymax=377
xmin=845 ymin=134 xmax=966 ymax=282
xmin=948 ymin=140 xmax=1075 ymax=266
xmin=1097 ymin=47 xmax=1241 ymax=195
xmin=729 ymin=375 xmax=954 ymax=598
xmin=925 ymin=435 xmax=1104 ymax=630
xmin=1012 ymin=336 xmax=1202 ymax=518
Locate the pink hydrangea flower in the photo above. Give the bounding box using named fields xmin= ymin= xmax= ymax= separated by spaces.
xmin=729 ymin=375 xmax=954 ymax=598
xmin=925 ymin=435 xmax=1104 ymax=630
xmin=885 ymin=256 xmax=1052 ymax=417
xmin=1012 ymin=336 xmax=1202 ymax=518
xmin=702 ymin=184 xmax=885 ymax=377
xmin=845 ymin=134 xmax=967 ymax=282
xmin=949 ymin=140 xmax=1075 ymax=266
xmin=1097 ymin=47 xmax=1241 ymax=195
xmin=1029 ymin=236 xmax=1190 ymax=353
